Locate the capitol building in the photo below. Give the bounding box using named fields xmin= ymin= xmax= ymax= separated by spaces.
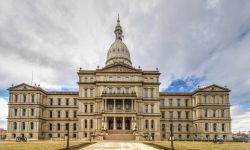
xmin=6 ymin=17 xmax=232 ymax=141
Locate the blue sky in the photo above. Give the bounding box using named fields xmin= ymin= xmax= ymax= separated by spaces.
xmin=0 ymin=0 xmax=250 ymax=132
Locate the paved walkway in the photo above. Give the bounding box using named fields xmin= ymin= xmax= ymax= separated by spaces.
xmin=81 ymin=141 xmax=157 ymax=150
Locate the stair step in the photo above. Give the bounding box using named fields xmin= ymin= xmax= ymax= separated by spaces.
xmin=104 ymin=133 xmax=135 ymax=140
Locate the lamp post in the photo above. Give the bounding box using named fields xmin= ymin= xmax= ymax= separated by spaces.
xmin=170 ymin=115 xmax=174 ymax=150
xmin=65 ymin=119 xmax=70 ymax=150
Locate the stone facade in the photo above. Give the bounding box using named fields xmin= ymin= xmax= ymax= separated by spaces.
xmin=6 ymin=17 xmax=232 ymax=141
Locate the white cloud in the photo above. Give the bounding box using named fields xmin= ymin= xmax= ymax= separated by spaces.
xmin=0 ymin=97 xmax=8 ymax=129
xmin=231 ymin=105 xmax=250 ymax=133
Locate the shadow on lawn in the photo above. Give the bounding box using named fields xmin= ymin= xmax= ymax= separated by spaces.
xmin=143 ymin=142 xmax=170 ymax=150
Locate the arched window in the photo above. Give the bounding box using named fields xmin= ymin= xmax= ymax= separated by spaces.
xmin=178 ymin=124 xmax=182 ymax=132
xmin=151 ymin=120 xmax=154 ymax=129
xmin=222 ymin=123 xmax=225 ymax=132
xmin=145 ymin=120 xmax=148 ymax=129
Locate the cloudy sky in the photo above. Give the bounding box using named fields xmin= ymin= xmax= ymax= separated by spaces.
xmin=0 ymin=0 xmax=250 ymax=132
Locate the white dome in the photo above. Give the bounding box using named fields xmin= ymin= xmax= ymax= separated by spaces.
xmin=106 ymin=40 xmax=132 ymax=66
xmin=105 ymin=16 xmax=132 ymax=66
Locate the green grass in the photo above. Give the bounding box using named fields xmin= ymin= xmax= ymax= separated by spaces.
xmin=149 ymin=141 xmax=250 ymax=150
xmin=0 ymin=140 xmax=88 ymax=150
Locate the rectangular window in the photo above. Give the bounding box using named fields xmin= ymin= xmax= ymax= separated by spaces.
xmin=74 ymin=111 xmax=77 ymax=118
xmin=205 ymin=109 xmax=208 ymax=117
xmin=145 ymin=105 xmax=148 ymax=113
xmin=169 ymin=99 xmax=173 ymax=107
xmin=14 ymin=109 xmax=17 ymax=116
xmin=50 ymin=111 xmax=53 ymax=118
xmin=222 ymin=123 xmax=225 ymax=131
xmin=57 ymin=111 xmax=61 ymax=118
xmin=50 ymin=98 xmax=53 ymax=105
xmin=15 ymin=95 xmax=18 ymax=102
xmin=213 ymin=110 xmax=216 ymax=117
xmin=66 ymin=123 xmax=69 ymax=130
xmin=151 ymin=105 xmax=154 ymax=113
xmin=90 ymin=105 xmax=93 ymax=113
xmin=185 ymin=99 xmax=188 ymax=107
xmin=169 ymin=111 xmax=173 ymax=119
xmin=31 ymin=109 xmax=34 ymax=116
xmin=30 ymin=122 xmax=34 ymax=130
xmin=221 ymin=109 xmax=225 ymax=118
xmin=125 ymin=87 xmax=129 ymax=94
xmin=74 ymin=98 xmax=77 ymax=105
xmin=22 ymin=122 xmax=25 ymax=130
xmin=161 ymin=111 xmax=165 ymax=118
xmin=49 ymin=123 xmax=52 ymax=130
xmin=178 ymin=111 xmax=181 ymax=119
xmin=66 ymin=98 xmax=69 ymax=105
xmin=58 ymin=98 xmax=61 ymax=105
xmin=31 ymin=94 xmax=35 ymax=103
xmin=186 ymin=111 xmax=189 ymax=119
xmin=57 ymin=123 xmax=60 ymax=130
xmin=144 ymin=89 xmax=148 ymax=97
xmin=65 ymin=111 xmax=69 ymax=118
xmin=22 ymin=109 xmax=26 ymax=116
xmin=90 ymin=89 xmax=93 ymax=97
xmin=23 ymin=95 xmax=26 ymax=103
xmin=150 ymin=89 xmax=153 ymax=97
xmin=85 ymin=104 xmax=88 ymax=113
xmin=177 ymin=99 xmax=181 ymax=106
xmin=85 ymin=89 xmax=88 ymax=97
xmin=73 ymin=123 xmax=77 ymax=131
xmin=85 ymin=120 xmax=87 ymax=128
xmin=90 ymin=119 xmax=93 ymax=128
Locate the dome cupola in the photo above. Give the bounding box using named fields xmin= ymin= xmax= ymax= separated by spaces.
xmin=106 ymin=15 xmax=132 ymax=66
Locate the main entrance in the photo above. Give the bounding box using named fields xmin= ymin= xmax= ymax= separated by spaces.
xmin=107 ymin=117 xmax=132 ymax=130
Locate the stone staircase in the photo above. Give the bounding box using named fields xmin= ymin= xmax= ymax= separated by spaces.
xmin=104 ymin=130 xmax=135 ymax=140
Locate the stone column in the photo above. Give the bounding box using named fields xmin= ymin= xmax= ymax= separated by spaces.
xmin=122 ymin=117 xmax=125 ymax=130
xmin=114 ymin=117 xmax=116 ymax=130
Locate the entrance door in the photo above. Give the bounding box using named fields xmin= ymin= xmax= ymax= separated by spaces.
xmin=125 ymin=118 xmax=130 ymax=130
xmin=108 ymin=119 xmax=113 ymax=130
xmin=117 ymin=118 xmax=122 ymax=130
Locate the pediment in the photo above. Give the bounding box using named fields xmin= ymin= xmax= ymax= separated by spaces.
xmin=197 ymin=84 xmax=230 ymax=92
xmin=8 ymin=83 xmax=41 ymax=91
xmin=99 ymin=64 xmax=139 ymax=73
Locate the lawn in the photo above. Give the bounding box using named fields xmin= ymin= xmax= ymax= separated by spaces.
xmin=0 ymin=140 xmax=89 ymax=150
xmin=149 ymin=141 xmax=250 ymax=150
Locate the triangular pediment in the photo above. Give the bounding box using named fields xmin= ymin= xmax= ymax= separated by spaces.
xmin=99 ymin=63 xmax=140 ymax=73
xmin=196 ymin=84 xmax=230 ymax=92
xmin=8 ymin=83 xmax=42 ymax=91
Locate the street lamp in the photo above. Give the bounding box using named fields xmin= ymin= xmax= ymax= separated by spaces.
xmin=170 ymin=115 xmax=174 ymax=150
xmin=65 ymin=119 xmax=70 ymax=150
